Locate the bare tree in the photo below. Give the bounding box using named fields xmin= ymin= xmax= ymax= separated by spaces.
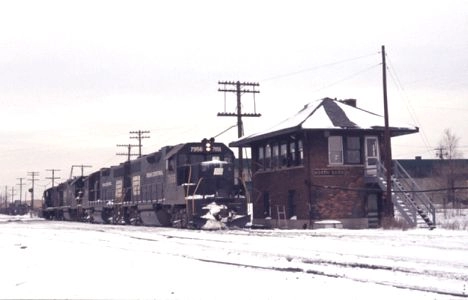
xmin=436 ymin=128 xmax=463 ymax=214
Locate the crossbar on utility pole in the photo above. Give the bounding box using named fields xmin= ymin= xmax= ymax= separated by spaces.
xmin=117 ymin=144 xmax=139 ymax=161
xmin=46 ymin=169 xmax=61 ymax=187
xmin=70 ymin=165 xmax=92 ymax=179
xmin=218 ymin=81 xmax=261 ymax=182
xmin=130 ymin=130 xmax=150 ymax=157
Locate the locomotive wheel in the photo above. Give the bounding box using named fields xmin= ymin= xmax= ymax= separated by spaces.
xmin=155 ymin=207 xmax=172 ymax=227
xmin=124 ymin=207 xmax=141 ymax=225
xmin=171 ymin=208 xmax=188 ymax=228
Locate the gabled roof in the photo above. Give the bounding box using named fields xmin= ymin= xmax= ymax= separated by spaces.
xmin=230 ymin=97 xmax=418 ymax=147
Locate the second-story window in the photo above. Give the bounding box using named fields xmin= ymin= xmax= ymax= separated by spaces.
xmin=280 ymin=143 xmax=288 ymax=167
xmin=272 ymin=144 xmax=279 ymax=169
xmin=265 ymin=144 xmax=271 ymax=169
xmin=329 ymin=136 xmax=343 ymax=164
xmin=258 ymin=146 xmax=264 ymax=170
xmin=329 ymin=136 xmax=362 ymax=165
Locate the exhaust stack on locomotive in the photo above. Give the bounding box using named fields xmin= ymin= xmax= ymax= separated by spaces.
xmin=41 ymin=138 xmax=251 ymax=229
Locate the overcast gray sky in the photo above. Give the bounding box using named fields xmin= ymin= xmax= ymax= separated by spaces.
xmin=1 ymin=0 xmax=468 ymax=199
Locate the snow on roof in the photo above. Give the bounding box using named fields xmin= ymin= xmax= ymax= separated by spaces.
xmin=230 ymin=97 xmax=418 ymax=147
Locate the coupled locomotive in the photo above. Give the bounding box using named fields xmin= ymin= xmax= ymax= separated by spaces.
xmin=41 ymin=139 xmax=251 ymax=229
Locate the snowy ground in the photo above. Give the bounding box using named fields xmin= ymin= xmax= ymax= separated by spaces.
xmin=1 ymin=215 xmax=467 ymax=300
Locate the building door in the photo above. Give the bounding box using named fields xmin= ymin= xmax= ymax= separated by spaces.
xmin=364 ymin=136 xmax=380 ymax=176
xmin=367 ymin=193 xmax=380 ymax=228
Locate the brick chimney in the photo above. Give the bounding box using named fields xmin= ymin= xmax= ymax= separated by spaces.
xmin=339 ymin=99 xmax=357 ymax=107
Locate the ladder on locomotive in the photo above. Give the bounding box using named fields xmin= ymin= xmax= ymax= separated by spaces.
xmin=276 ymin=205 xmax=288 ymax=229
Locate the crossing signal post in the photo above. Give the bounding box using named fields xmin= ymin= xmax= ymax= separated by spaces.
xmin=218 ymin=81 xmax=261 ymax=181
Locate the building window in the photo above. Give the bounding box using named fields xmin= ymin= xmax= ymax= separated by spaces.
xmin=265 ymin=144 xmax=271 ymax=169
xmin=328 ymin=136 xmax=343 ymax=164
xmin=289 ymin=141 xmax=296 ymax=166
xmin=329 ymin=136 xmax=362 ymax=165
xmin=298 ymin=139 xmax=303 ymax=165
xmin=345 ymin=136 xmax=361 ymax=164
xmin=258 ymin=146 xmax=264 ymax=169
xmin=255 ymin=137 xmax=304 ymax=171
xmin=280 ymin=143 xmax=288 ymax=167
xmin=272 ymin=144 xmax=279 ymax=169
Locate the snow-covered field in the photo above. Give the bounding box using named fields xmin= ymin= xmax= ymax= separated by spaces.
xmin=1 ymin=215 xmax=467 ymax=300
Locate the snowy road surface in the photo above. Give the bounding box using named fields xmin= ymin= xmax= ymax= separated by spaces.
xmin=1 ymin=215 xmax=467 ymax=299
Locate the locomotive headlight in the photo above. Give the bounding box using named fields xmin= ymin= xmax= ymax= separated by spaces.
xmin=202 ymin=137 xmax=215 ymax=152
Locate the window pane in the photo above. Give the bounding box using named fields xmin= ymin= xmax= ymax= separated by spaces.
xmin=346 ymin=150 xmax=361 ymax=164
xmin=258 ymin=146 xmax=264 ymax=170
xmin=280 ymin=143 xmax=287 ymax=167
xmin=328 ymin=136 xmax=343 ymax=164
xmin=298 ymin=140 xmax=303 ymax=165
xmin=265 ymin=144 xmax=271 ymax=169
xmin=367 ymin=139 xmax=378 ymax=157
xmin=346 ymin=137 xmax=361 ymax=164
xmin=272 ymin=144 xmax=279 ymax=168
xmin=289 ymin=142 xmax=296 ymax=165
xmin=347 ymin=137 xmax=360 ymax=149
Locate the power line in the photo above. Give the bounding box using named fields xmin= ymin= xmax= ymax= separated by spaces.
xmin=311 ymin=63 xmax=381 ymax=93
xmin=311 ymin=183 xmax=468 ymax=194
xmin=261 ymin=52 xmax=378 ymax=82
xmin=386 ymin=55 xmax=433 ymax=153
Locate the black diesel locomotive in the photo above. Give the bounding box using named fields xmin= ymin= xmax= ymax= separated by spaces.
xmin=41 ymin=139 xmax=251 ymax=229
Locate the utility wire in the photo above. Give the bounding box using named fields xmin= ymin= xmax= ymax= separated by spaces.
xmin=311 ymin=63 xmax=381 ymax=93
xmin=386 ymin=56 xmax=433 ymax=153
xmin=261 ymin=52 xmax=379 ymax=82
xmin=214 ymin=124 xmax=238 ymax=139
xmin=311 ymin=183 xmax=468 ymax=193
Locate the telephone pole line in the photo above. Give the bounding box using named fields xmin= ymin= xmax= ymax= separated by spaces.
xmin=117 ymin=144 xmax=139 ymax=161
xmin=10 ymin=187 xmax=15 ymax=203
xmin=16 ymin=178 xmax=25 ymax=203
xmin=130 ymin=130 xmax=150 ymax=157
xmin=46 ymin=169 xmax=61 ymax=187
xmin=70 ymin=165 xmax=92 ymax=179
xmin=435 ymin=146 xmax=447 ymax=159
xmin=218 ymin=81 xmax=261 ymax=181
xmin=3 ymin=186 xmax=7 ymax=210
xmin=28 ymin=171 xmax=39 ymax=216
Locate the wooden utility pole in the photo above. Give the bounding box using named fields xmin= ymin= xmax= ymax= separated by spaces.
xmin=17 ymin=178 xmax=25 ymax=204
xmin=117 ymin=144 xmax=139 ymax=161
xmin=46 ymin=169 xmax=61 ymax=187
xmin=130 ymin=130 xmax=150 ymax=157
xmin=218 ymin=81 xmax=261 ymax=181
xmin=3 ymin=186 xmax=7 ymax=210
xmin=28 ymin=171 xmax=39 ymax=216
xmin=382 ymin=45 xmax=393 ymax=216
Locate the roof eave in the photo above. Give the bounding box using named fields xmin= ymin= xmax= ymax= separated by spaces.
xmin=229 ymin=126 xmax=301 ymax=147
